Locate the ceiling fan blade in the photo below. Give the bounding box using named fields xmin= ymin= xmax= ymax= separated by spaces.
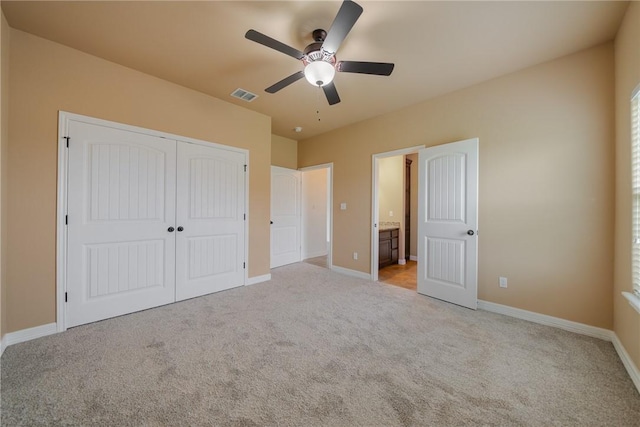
xmin=245 ymin=29 xmax=304 ymax=60
xmin=337 ymin=61 xmax=395 ymax=76
xmin=322 ymin=82 xmax=341 ymax=105
xmin=265 ymin=71 xmax=305 ymax=93
xmin=321 ymin=0 xmax=363 ymax=54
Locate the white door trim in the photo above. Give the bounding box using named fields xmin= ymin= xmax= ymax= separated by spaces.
xmin=56 ymin=114 xmax=70 ymax=332
xmin=371 ymin=146 xmax=424 ymax=281
xmin=299 ymin=163 xmax=333 ymax=269
xmin=57 ymin=111 xmax=249 ymax=331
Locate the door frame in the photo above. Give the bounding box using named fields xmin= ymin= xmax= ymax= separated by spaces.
xmin=57 ymin=111 xmax=249 ymax=332
xmin=371 ymin=146 xmax=424 ymax=281
xmin=300 ymin=163 xmax=334 ymax=270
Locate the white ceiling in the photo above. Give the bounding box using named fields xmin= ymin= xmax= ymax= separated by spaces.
xmin=1 ymin=1 xmax=629 ymax=139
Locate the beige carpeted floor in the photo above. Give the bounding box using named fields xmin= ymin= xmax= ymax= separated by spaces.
xmin=2 ymin=263 xmax=639 ymax=426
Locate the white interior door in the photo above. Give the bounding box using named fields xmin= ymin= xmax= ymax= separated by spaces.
xmin=175 ymin=142 xmax=246 ymax=300
xmin=271 ymin=166 xmax=301 ymax=268
xmin=417 ymin=138 xmax=478 ymax=309
xmin=66 ymin=121 xmax=176 ymax=327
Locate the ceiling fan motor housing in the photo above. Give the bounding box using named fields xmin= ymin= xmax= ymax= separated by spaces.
xmin=303 ymin=44 xmax=336 ymax=65
xmin=303 ymin=28 xmax=335 ymax=63
xmin=312 ymin=29 xmax=327 ymax=42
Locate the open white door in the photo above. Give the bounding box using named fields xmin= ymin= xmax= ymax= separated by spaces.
xmin=175 ymin=142 xmax=246 ymax=301
xmin=417 ymin=138 xmax=478 ymax=309
xmin=271 ymin=166 xmax=301 ymax=268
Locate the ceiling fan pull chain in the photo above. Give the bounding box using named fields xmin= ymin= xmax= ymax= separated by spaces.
xmin=316 ymin=85 xmax=322 ymax=122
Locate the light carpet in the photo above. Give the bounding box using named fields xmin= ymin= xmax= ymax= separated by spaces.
xmin=2 ymin=263 xmax=639 ymax=426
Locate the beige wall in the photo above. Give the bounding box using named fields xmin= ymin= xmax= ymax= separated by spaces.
xmin=614 ymin=2 xmax=640 ymax=371
xmin=378 ymin=155 xmax=404 ymax=260
xmin=6 ymin=29 xmax=272 ymax=333
xmin=299 ymin=43 xmax=615 ymax=329
xmin=378 ymin=156 xmax=403 ymax=224
xmin=271 ymin=134 xmax=297 ymax=169
xmin=0 ymin=11 xmax=8 ymax=338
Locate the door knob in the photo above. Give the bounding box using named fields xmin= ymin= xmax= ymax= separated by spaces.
xmin=168 ymin=227 xmax=175 ymax=232
xmin=177 ymin=226 xmax=184 ymax=232
xmin=467 ymin=230 xmax=475 ymax=236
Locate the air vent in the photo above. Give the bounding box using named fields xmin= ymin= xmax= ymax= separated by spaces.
xmin=231 ymin=88 xmax=258 ymax=102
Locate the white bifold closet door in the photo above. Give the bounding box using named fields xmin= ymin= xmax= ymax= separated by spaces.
xmin=66 ymin=120 xmax=245 ymax=328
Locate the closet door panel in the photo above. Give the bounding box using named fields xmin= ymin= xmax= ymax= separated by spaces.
xmin=66 ymin=121 xmax=176 ymax=327
xmin=175 ymin=142 xmax=245 ymax=300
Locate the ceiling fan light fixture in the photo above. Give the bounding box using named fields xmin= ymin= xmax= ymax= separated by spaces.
xmin=304 ymin=61 xmax=335 ymax=87
xmin=245 ymin=0 xmax=393 ymax=105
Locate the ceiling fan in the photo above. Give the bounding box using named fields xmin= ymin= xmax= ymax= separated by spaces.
xmin=245 ymin=0 xmax=394 ymax=106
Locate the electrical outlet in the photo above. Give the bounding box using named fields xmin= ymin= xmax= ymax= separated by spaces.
xmin=389 ymin=211 xmax=394 ymax=217
xmin=353 ymin=252 xmax=358 ymax=260
xmin=499 ymin=277 xmax=508 ymax=288
xmin=340 ymin=203 xmax=347 ymax=210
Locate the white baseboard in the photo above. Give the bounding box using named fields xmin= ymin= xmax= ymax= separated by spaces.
xmin=247 ymin=274 xmax=271 ymax=286
xmin=478 ymin=300 xmax=640 ymax=394
xmin=477 ymin=300 xmax=612 ymax=341
xmin=611 ymin=333 xmax=640 ymax=393
xmin=398 ymin=259 xmax=406 ymax=265
xmin=409 ymin=255 xmax=418 ymax=261
xmin=331 ymin=265 xmax=371 ymax=280
xmin=1 ymin=334 xmax=6 ymax=357
xmin=2 ymin=322 xmax=58 ymax=352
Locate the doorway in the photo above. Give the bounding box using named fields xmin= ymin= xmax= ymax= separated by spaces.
xmin=377 ymin=153 xmax=418 ymax=290
xmin=371 ymin=146 xmax=423 ymax=284
xmin=270 ymin=164 xmax=333 ymax=270
xmin=371 ymin=139 xmax=479 ymax=309
xmin=301 ymin=164 xmax=333 ymax=269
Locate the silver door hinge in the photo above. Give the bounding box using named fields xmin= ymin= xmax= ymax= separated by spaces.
xmin=63 ymin=136 xmax=70 ymax=147
xmin=243 ymin=262 xmax=246 ymax=269
xmin=243 ymin=213 xmax=246 ymax=220
xmin=244 ymin=165 xmax=247 ymax=172
xmin=65 ymin=292 xmax=68 ymax=303
xmin=65 ymin=215 xmax=68 ymax=225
